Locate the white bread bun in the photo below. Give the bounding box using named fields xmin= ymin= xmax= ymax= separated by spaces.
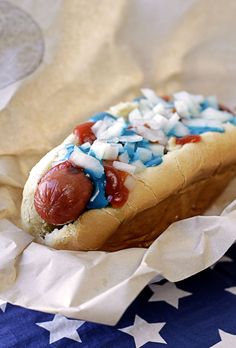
xmin=21 ymin=122 xmax=236 ymax=251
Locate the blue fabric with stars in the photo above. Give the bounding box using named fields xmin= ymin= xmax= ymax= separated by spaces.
xmin=1 ymin=244 xmax=236 ymax=347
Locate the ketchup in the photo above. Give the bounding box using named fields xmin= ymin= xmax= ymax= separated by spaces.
xmin=73 ymin=122 xmax=96 ymax=144
xmin=162 ymin=95 xmax=171 ymax=101
xmin=176 ymin=135 xmax=201 ymax=145
xmin=104 ymin=162 xmax=129 ymax=208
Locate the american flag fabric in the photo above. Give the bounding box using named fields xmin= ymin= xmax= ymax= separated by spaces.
xmin=1 ymin=244 xmax=236 ymax=348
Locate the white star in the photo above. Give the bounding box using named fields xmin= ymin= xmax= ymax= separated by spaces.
xmin=211 ymin=329 xmax=236 ymax=347
xmin=225 ymin=286 xmax=236 ymax=295
xmin=0 ymin=300 xmax=7 ymax=312
xmin=220 ymin=255 xmax=233 ymax=263
xmin=148 ymin=282 xmax=192 ymax=309
xmin=36 ymin=314 xmax=85 ymax=344
xmin=119 ymin=315 xmax=166 ymax=347
xmin=210 ymin=255 xmax=233 ymax=269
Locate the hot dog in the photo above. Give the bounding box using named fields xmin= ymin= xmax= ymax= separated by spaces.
xmin=21 ymin=89 xmax=236 ymax=251
xmin=34 ymin=161 xmax=93 ymax=225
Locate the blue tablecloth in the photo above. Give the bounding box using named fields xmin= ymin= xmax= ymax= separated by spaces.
xmin=1 ymin=244 xmax=236 ymax=348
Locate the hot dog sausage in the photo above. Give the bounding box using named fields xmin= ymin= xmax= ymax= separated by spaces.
xmin=34 ymin=161 xmax=93 ymax=225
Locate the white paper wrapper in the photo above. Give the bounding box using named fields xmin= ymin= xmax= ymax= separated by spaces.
xmin=1 ymin=0 xmax=236 ymax=325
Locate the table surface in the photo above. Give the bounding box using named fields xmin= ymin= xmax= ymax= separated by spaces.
xmin=0 ymin=244 xmax=236 ymax=348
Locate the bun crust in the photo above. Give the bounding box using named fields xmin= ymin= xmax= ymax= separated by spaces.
xmin=21 ymin=124 xmax=236 ymax=251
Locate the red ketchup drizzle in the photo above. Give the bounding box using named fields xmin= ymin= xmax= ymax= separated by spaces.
xmin=162 ymin=95 xmax=171 ymax=101
xmin=73 ymin=122 xmax=96 ymax=144
xmin=104 ymin=162 xmax=129 ymax=208
xmin=176 ymin=135 xmax=201 ymax=145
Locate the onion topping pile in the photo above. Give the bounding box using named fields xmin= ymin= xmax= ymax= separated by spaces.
xmin=53 ymin=89 xmax=236 ymax=209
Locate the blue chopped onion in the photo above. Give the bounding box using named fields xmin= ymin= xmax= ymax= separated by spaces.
xmin=124 ymin=142 xmax=135 ymax=157
xmin=62 ymin=144 xmax=75 ymax=160
xmin=86 ymin=174 xmax=108 ymax=209
xmin=230 ymin=118 xmax=236 ymax=126
xmin=136 ymin=139 xmax=150 ymax=148
xmin=188 ymin=126 xmax=224 ymax=134
xmin=122 ymin=129 xmax=137 ymax=136
xmin=89 ymin=112 xmax=116 ymax=122
xmin=144 ymin=156 xmax=163 ymax=167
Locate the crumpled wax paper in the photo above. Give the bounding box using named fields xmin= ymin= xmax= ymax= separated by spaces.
xmin=0 ymin=0 xmax=236 ymax=325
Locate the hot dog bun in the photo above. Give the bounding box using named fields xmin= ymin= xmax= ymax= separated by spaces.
xmin=21 ymin=121 xmax=236 ymax=251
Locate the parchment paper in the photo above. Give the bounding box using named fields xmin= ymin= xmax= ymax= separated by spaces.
xmin=0 ymin=0 xmax=236 ymax=325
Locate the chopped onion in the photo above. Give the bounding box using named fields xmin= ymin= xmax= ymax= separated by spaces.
xmin=124 ymin=175 xmax=136 ymax=190
xmin=139 ymin=99 xmax=153 ymax=114
xmin=91 ymin=119 xmax=113 ymax=138
xmin=90 ymin=140 xmax=120 ymax=160
xmin=132 ymin=160 xmax=146 ymax=173
xmin=70 ymin=147 xmax=104 ymax=178
xmin=171 ymin=122 xmax=190 ymax=137
xmin=141 ymin=88 xmax=168 ymax=106
xmin=148 ymin=144 xmax=165 ymax=156
xmin=98 ymin=117 xmax=126 ymax=140
xmin=143 ymin=110 xmax=155 ymax=120
xmin=174 ymin=91 xmax=201 ymax=117
xmin=113 ymin=161 xmax=136 ymax=174
xmin=103 ymin=144 xmax=120 ymax=160
xmin=118 ymin=134 xmax=143 ymax=143
xmin=183 ymin=118 xmax=223 ymax=128
xmin=174 ymin=100 xmax=190 ymax=118
xmin=80 ymin=142 xmax=91 ymax=150
xmin=153 ymin=103 xmax=170 ymax=116
xmin=135 ymin=147 xmax=152 ymax=162
xmin=164 ymin=113 xmax=180 ymax=133
xmin=135 ymin=125 xmax=166 ymax=143
xmin=128 ymin=108 xmax=142 ymax=123
xmin=201 ymin=107 xmax=233 ymax=122
xmin=153 ymin=114 xmax=168 ymax=129
xmin=119 ymin=152 xmax=130 ymax=163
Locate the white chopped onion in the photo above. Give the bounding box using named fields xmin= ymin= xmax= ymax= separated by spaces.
xmin=148 ymin=144 xmax=165 ymax=156
xmin=141 ymin=88 xmax=167 ymax=106
xmin=153 ymin=103 xmax=170 ymax=116
xmin=128 ymin=108 xmax=143 ymax=123
xmin=143 ymin=110 xmax=155 ymax=120
xmin=119 ymin=152 xmax=129 ymax=163
xmin=183 ymin=118 xmax=223 ymax=128
xmin=91 ymin=119 xmax=113 ymax=138
xmin=129 ymin=119 xmax=146 ymax=127
xmin=174 ymin=91 xmax=201 ymax=117
xmin=132 ymin=160 xmax=146 ymax=173
xmin=135 ymin=147 xmax=152 ymax=162
xmin=118 ymin=134 xmax=143 ymax=143
xmin=103 ymin=145 xmax=120 ymax=160
xmin=80 ymin=142 xmax=91 ymax=150
xmin=163 ymin=113 xmax=180 ymax=133
xmin=139 ymin=99 xmax=153 ymax=114
xmin=153 ymin=114 xmax=168 ymax=129
xmin=98 ymin=117 xmax=126 ymax=140
xmin=70 ymin=147 xmax=104 ymax=178
xmin=174 ymin=100 xmax=190 ymax=118
xmin=135 ymin=125 xmax=166 ymax=143
xmin=141 ymin=88 xmax=159 ymax=104
xmin=171 ymin=122 xmax=190 ymax=137
xmin=90 ymin=140 xmax=120 ymax=160
xmin=124 ymin=175 xmax=136 ymax=190
xmin=201 ymin=107 xmax=232 ymax=122
xmin=113 ymin=161 xmax=136 ymax=174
